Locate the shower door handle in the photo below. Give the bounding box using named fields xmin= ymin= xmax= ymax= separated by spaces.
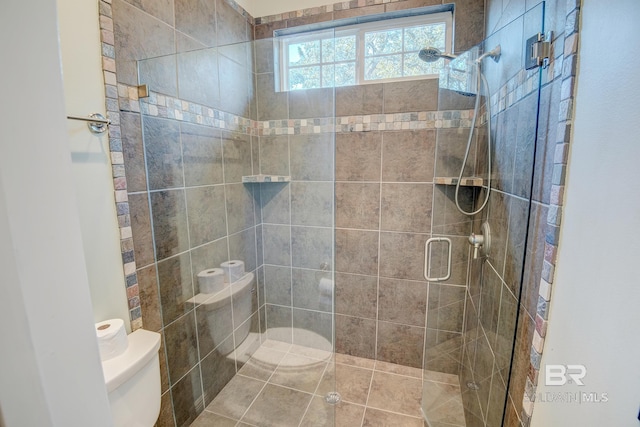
xmin=424 ymin=237 xmax=452 ymax=282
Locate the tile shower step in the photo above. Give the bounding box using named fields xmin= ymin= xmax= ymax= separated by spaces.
xmin=434 ymin=176 xmax=484 ymax=187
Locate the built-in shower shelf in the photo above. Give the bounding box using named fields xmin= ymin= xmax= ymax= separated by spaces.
xmin=242 ymin=174 xmax=291 ymax=183
xmin=434 ymin=176 xmax=484 ymax=187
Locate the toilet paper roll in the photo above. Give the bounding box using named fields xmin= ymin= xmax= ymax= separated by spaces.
xmin=198 ymin=268 xmax=225 ymax=294
xmin=95 ymin=319 xmax=128 ymax=362
xmin=318 ymin=278 xmax=334 ymax=307
xmin=319 ymin=277 xmax=333 ymax=296
xmin=220 ymin=260 xmax=245 ymax=284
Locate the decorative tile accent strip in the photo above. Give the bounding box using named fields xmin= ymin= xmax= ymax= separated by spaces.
xmin=256 ymin=0 xmax=409 ymax=24
xmin=136 ymin=87 xmax=256 ymax=134
xmin=336 ymin=110 xmax=473 ymax=132
xmin=490 ymin=67 xmax=540 ymax=117
xmin=98 ymin=0 xmax=142 ymax=331
xmin=117 ymin=83 xmax=475 ymax=135
xmin=535 ymin=313 xmax=548 ymax=338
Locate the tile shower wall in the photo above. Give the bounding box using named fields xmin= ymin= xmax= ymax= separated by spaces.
xmin=509 ymin=0 xmax=580 ymax=424
xmin=254 ymin=0 xmax=485 ymax=54
xmin=104 ymin=0 xmax=501 ymax=425
xmin=253 ymin=0 xmax=485 ymax=371
xmin=459 ymin=68 xmax=543 ymax=425
xmin=110 ymin=1 xmax=258 ymax=426
xmin=458 ymin=0 xmax=577 ymax=426
xmin=102 ymin=0 xmax=581 ymax=425
xmin=256 ymin=121 xmax=336 ymax=348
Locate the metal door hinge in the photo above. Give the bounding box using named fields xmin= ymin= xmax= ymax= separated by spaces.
xmin=525 ymin=32 xmax=553 ymax=70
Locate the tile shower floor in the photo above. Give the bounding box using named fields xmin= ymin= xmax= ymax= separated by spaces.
xmin=191 ymin=339 xmax=466 ymax=427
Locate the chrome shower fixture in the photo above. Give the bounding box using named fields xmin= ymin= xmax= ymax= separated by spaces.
xmin=418 ymin=46 xmax=457 ymax=63
xmin=417 ymin=44 xmax=502 ymax=216
xmin=418 ymin=45 xmax=501 ymax=64
xmin=477 ymin=45 xmax=501 ymax=63
xmin=468 ymin=222 xmax=491 ymax=259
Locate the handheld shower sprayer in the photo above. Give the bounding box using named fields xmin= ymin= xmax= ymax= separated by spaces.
xmin=417 ymin=44 xmax=501 ymax=217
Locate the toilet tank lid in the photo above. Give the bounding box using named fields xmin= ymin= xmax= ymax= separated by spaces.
xmin=102 ymin=329 xmax=161 ymax=393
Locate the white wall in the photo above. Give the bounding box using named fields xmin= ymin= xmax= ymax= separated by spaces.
xmin=531 ymin=1 xmax=640 ymax=425
xmin=0 ymin=0 xmax=112 ymax=425
xmin=0 ymin=180 xmax=53 ymax=427
xmin=58 ymin=0 xmax=131 ymax=330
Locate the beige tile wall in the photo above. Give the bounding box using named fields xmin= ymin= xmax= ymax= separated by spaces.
xmin=251 ymin=0 xmax=486 ymax=376
xmin=461 ymin=0 xmax=580 ymax=426
xmin=107 ymin=0 xmax=260 ymax=425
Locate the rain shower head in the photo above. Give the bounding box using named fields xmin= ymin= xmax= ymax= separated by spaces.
xmin=418 ymin=46 xmax=457 ymax=63
xmin=419 ymin=45 xmax=502 ymax=64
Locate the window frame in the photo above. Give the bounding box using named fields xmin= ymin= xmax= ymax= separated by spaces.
xmin=277 ymin=12 xmax=453 ymax=91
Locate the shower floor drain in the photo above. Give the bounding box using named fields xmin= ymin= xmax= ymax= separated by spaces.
xmin=466 ymin=382 xmax=480 ymax=390
xmin=325 ymin=392 xmax=342 ymax=405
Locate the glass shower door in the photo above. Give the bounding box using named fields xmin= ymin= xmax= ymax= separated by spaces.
xmin=423 ymin=3 xmax=546 ymax=426
xmin=134 ymin=34 xmax=338 ymax=425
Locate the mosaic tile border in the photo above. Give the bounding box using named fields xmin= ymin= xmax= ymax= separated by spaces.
xmin=490 ymin=67 xmax=541 ymax=116
xmin=256 ymin=0 xmax=410 ymax=23
xmin=118 ymin=83 xmax=475 ymax=134
xmin=98 ymin=0 xmax=143 ymax=331
xmin=520 ymin=2 xmax=582 ymax=425
xmin=131 ymin=79 xmax=537 ymax=136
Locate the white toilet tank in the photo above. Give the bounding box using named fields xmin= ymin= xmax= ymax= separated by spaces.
xmin=102 ymin=329 xmax=161 ymax=427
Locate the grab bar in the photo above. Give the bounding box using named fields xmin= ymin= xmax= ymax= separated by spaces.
xmin=67 ymin=113 xmax=110 ymax=134
xmin=424 ymin=237 xmax=452 ymax=282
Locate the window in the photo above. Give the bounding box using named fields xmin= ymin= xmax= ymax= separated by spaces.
xmin=277 ymin=12 xmax=453 ymax=91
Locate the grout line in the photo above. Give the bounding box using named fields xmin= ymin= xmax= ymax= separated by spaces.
xmin=372 ymin=128 xmax=386 ymax=367
xmin=218 ymin=128 xmax=241 ymax=373
xmin=176 ymin=120 xmax=209 ymax=407
xmin=364 ymin=405 xmax=425 ymax=420
xmin=231 ymin=374 xmax=271 ymax=424
xmin=297 ymin=358 xmax=332 ymax=427
xmin=286 ymin=132 xmax=294 ymax=346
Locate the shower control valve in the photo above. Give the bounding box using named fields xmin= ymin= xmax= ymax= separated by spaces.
xmin=468 ymin=222 xmax=491 ymax=260
xmin=468 ymin=232 xmax=484 ymax=245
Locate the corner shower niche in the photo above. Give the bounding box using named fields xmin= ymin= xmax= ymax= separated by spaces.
xmin=434 ymin=176 xmax=484 ymax=186
xmin=242 ymin=174 xmax=291 ymax=183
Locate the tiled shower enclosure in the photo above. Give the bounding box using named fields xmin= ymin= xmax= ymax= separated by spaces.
xmin=100 ymin=0 xmax=570 ymax=425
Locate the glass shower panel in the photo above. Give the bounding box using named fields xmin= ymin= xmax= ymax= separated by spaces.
xmin=137 ymin=34 xmax=336 ymax=426
xmin=424 ymin=3 xmax=545 ymax=427
xmin=256 ymin=32 xmax=338 ymax=426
